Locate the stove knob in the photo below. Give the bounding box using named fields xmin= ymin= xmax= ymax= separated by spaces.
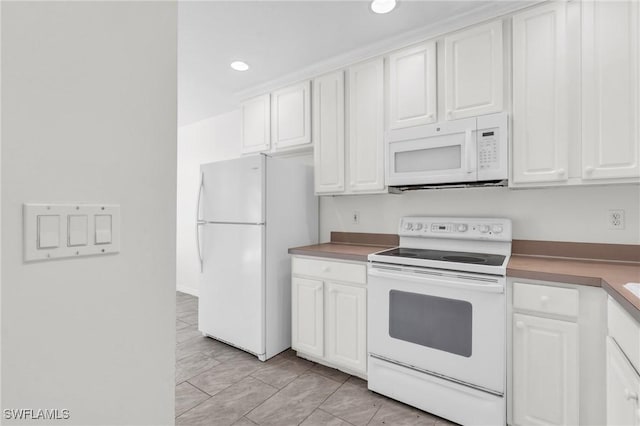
xmin=404 ymin=222 xmax=413 ymax=231
xmin=414 ymin=223 xmax=423 ymax=230
xmin=492 ymin=225 xmax=503 ymax=234
xmin=479 ymin=225 xmax=489 ymax=233
xmin=457 ymin=224 xmax=468 ymax=232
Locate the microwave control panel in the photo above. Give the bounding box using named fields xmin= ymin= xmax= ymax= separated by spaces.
xmin=478 ymin=129 xmax=499 ymax=170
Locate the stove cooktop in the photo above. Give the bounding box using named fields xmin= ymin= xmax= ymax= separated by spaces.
xmin=374 ymin=247 xmax=506 ymax=267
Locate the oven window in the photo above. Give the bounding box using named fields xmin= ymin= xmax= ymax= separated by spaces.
xmin=389 ymin=290 xmax=472 ymax=357
xmin=394 ymin=145 xmax=462 ymax=173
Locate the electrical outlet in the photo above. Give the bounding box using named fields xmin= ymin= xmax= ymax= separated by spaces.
xmin=352 ymin=211 xmax=360 ymax=225
xmin=608 ymin=209 xmax=625 ymax=230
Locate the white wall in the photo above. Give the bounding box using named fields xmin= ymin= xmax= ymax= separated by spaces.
xmin=2 ymin=3 xmax=177 ymax=425
xmin=321 ymin=184 xmax=640 ymax=244
xmin=177 ymin=110 xmax=241 ymax=296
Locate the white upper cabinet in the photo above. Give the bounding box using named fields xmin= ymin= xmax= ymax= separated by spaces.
xmin=444 ymin=21 xmax=504 ymax=120
xmin=241 ymin=94 xmax=271 ymax=154
xmin=512 ymin=2 xmax=570 ymax=184
xmin=348 ymin=58 xmax=385 ymax=193
xmin=313 ymin=71 xmax=345 ymax=194
xmin=271 ymin=81 xmax=312 ymax=151
xmin=388 ymin=41 xmax=437 ymax=129
xmin=582 ymin=0 xmax=640 ymax=180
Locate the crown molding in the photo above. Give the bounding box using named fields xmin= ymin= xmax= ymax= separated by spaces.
xmin=233 ymin=1 xmax=540 ymax=104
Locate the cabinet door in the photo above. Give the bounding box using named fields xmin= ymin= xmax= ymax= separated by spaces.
xmin=313 ymin=71 xmax=345 ymax=194
xmin=512 ymin=3 xmax=570 ymax=184
xmin=388 ymin=41 xmax=437 ymax=129
xmin=607 ymin=337 xmax=640 ymax=426
xmin=513 ymin=313 xmax=578 ymax=426
xmin=325 ymin=281 xmax=367 ymax=375
xmin=291 ymin=277 xmax=323 ymax=358
xmin=347 ymin=58 xmax=385 ymax=193
xmin=444 ymin=21 xmax=504 ymax=120
xmin=582 ymin=0 xmax=640 ymax=180
xmin=241 ymin=94 xmax=271 ymax=154
xmin=271 ymin=81 xmax=312 ymax=151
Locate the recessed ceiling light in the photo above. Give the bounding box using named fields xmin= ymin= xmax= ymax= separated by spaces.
xmin=371 ymin=0 xmax=397 ymax=14
xmin=230 ymin=61 xmax=249 ymax=71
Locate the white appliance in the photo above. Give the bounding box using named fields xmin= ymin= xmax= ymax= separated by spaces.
xmin=196 ymin=154 xmax=318 ymax=361
xmin=386 ymin=113 xmax=508 ymax=188
xmin=367 ymin=216 xmax=512 ymax=425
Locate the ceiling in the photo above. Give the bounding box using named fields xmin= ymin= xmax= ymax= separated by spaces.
xmin=178 ymin=0 xmax=529 ymax=127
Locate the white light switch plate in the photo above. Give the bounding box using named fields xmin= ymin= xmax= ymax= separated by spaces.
xmin=24 ymin=204 xmax=120 ymax=262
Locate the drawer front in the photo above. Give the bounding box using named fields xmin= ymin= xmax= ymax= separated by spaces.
xmin=608 ymin=296 xmax=640 ymax=372
xmin=292 ymin=256 xmax=366 ymax=284
xmin=513 ymin=282 xmax=579 ymax=318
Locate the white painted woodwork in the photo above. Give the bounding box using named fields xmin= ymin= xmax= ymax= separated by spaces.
xmin=608 ymin=296 xmax=640 ymax=373
xmin=292 ymin=256 xmax=366 ymax=284
xmin=348 ymin=58 xmax=385 ymax=192
xmin=271 ymin=81 xmax=312 ymax=150
xmin=241 ymin=94 xmax=271 ymax=154
xmin=512 ymin=2 xmax=570 ymax=184
xmin=313 ymin=71 xmax=345 ymax=194
xmin=513 ymin=282 xmax=578 ymax=318
xmin=513 ymin=313 xmax=579 ymax=426
xmin=325 ymin=281 xmax=367 ymax=375
xmin=582 ymin=0 xmax=640 ymax=180
xmin=388 ymin=41 xmax=437 ymax=129
xmin=444 ymin=20 xmax=504 ymax=120
xmin=607 ymin=337 xmax=640 ymax=426
xmin=291 ymin=276 xmax=324 ymax=358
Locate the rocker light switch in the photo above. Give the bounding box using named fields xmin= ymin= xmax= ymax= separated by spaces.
xmin=24 ymin=204 xmax=120 ymax=261
xmin=95 ymin=214 xmax=112 ymax=244
xmin=68 ymin=215 xmax=88 ymax=247
xmin=38 ymin=215 xmax=60 ymax=249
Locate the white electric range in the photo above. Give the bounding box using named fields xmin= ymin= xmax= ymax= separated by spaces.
xmin=367 ymin=216 xmax=512 ymax=426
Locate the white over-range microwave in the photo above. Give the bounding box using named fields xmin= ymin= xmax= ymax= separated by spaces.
xmin=386 ymin=112 xmax=508 ymax=188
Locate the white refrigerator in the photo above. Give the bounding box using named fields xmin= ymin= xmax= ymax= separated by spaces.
xmin=196 ymin=154 xmax=318 ymax=361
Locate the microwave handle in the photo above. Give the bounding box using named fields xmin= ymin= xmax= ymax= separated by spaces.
xmin=466 ymin=130 xmax=477 ymax=174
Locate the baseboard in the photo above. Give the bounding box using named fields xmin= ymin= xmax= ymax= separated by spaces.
xmin=176 ymin=284 xmax=199 ymax=297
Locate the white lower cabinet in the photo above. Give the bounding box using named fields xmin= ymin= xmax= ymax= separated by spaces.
xmin=607 ymin=336 xmax=640 ymax=426
xmin=509 ymin=279 xmax=606 ymax=426
xmin=291 ymin=256 xmax=367 ymax=377
xmin=325 ymin=281 xmax=367 ymax=374
xmin=513 ymin=313 xmax=579 ymax=426
xmin=291 ymin=277 xmax=324 ymax=357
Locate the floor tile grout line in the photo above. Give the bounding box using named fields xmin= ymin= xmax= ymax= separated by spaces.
xmin=295 ymin=374 xmax=350 ymax=425
xmin=184 ymin=379 xmax=216 ymax=398
xmin=174 ymin=395 xmax=213 ymax=421
xmin=316 ymin=408 xmax=358 ymax=426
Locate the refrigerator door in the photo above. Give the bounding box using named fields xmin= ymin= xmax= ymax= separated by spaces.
xmin=199 ymin=223 xmax=264 ymax=357
xmin=200 ymin=155 xmax=264 ymax=224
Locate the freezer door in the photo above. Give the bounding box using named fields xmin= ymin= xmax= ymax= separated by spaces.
xmin=200 ymin=155 xmax=264 ymax=223
xmin=199 ymin=223 xmax=264 ymax=357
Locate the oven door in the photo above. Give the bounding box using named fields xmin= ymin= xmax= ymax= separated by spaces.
xmin=386 ymin=117 xmax=477 ymax=186
xmin=368 ymin=263 xmax=505 ymax=394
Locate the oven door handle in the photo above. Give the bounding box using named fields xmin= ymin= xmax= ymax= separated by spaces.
xmin=368 ymin=267 xmax=504 ymax=294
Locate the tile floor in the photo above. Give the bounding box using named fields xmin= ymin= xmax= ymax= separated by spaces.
xmin=175 ymin=291 xmax=458 ymax=426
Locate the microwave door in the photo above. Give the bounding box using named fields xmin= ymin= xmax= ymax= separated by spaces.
xmin=387 ymin=120 xmax=478 ymax=186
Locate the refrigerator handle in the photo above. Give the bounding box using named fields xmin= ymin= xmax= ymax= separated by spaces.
xmin=197 ymin=172 xmax=204 ymax=222
xmin=196 ymin=223 xmax=203 ymax=273
xmin=196 ymin=172 xmax=204 ymax=273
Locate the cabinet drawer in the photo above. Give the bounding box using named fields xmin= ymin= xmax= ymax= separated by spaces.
xmin=608 ymin=297 xmax=640 ymax=372
xmin=513 ymin=282 xmax=579 ymax=318
xmin=292 ymin=257 xmax=366 ymax=284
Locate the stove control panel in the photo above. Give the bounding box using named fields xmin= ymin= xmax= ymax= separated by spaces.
xmin=399 ymin=216 xmax=512 ymax=241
